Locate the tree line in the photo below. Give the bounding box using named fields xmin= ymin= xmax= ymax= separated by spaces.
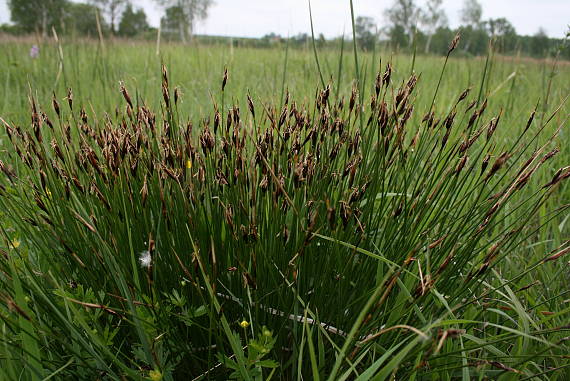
xmin=355 ymin=0 xmax=569 ymax=59
xmin=2 ymin=0 xmax=568 ymax=60
xmin=4 ymin=0 xmax=148 ymax=38
xmin=2 ymin=0 xmax=213 ymax=41
xmin=259 ymin=0 xmax=567 ymax=60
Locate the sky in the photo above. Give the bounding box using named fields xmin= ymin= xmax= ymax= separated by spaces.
xmin=0 ymin=0 xmax=568 ymax=39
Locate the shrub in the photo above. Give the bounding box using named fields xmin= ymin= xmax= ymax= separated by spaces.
xmin=0 ymin=61 xmax=568 ymax=379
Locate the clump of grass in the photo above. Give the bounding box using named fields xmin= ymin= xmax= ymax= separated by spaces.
xmin=0 ymin=60 xmax=568 ymax=380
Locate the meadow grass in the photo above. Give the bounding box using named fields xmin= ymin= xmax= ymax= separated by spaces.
xmin=0 ymin=35 xmax=569 ymax=380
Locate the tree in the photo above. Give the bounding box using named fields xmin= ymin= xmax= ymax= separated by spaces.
xmin=291 ymin=33 xmax=309 ymax=48
xmin=317 ymin=33 xmax=326 ymax=48
xmin=8 ymin=0 xmax=67 ymax=37
xmin=90 ymin=0 xmax=128 ymax=34
xmin=429 ymin=26 xmax=455 ymax=55
xmin=63 ymin=2 xmax=106 ymax=37
xmin=388 ymin=24 xmax=409 ymax=50
xmin=355 ymin=16 xmax=377 ymax=51
xmin=459 ymin=25 xmax=488 ymax=55
xmin=484 ymin=18 xmax=515 ymax=37
xmin=160 ymin=6 xmax=185 ymax=40
xmin=530 ymin=28 xmax=550 ymax=57
xmin=420 ymin=0 xmax=448 ymax=53
xmin=157 ymin=0 xmax=214 ymax=43
xmin=484 ymin=18 xmax=516 ymax=53
xmin=261 ymin=32 xmax=282 ymax=47
xmin=118 ymin=3 xmax=149 ymax=37
xmin=459 ymin=0 xmax=483 ymax=52
xmin=384 ymin=0 xmax=420 ymax=47
xmin=460 ymin=0 xmax=482 ymax=28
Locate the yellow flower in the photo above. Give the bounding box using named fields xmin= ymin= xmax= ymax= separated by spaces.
xmin=9 ymin=240 xmax=20 ymax=249
xmin=239 ymin=320 xmax=250 ymax=328
xmin=149 ymin=369 xmax=162 ymax=381
xmin=46 ymin=189 xmax=52 ymax=198
xmin=186 ymin=159 xmax=192 ymax=169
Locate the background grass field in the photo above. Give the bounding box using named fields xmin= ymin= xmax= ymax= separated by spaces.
xmin=2 ymin=39 xmax=568 ymax=243
xmin=0 ymin=36 xmax=569 ymax=380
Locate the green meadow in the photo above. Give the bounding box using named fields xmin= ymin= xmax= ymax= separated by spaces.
xmin=0 ymin=36 xmax=569 ymax=380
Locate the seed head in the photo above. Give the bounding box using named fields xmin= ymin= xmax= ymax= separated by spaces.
xmin=174 ymin=87 xmax=181 ymax=105
xmin=222 ymin=68 xmax=228 ymax=92
xmin=52 ymin=92 xmax=60 ymax=117
xmin=139 ymin=250 xmax=152 ymax=268
xmin=161 ymin=64 xmax=169 ymax=87
xmin=375 ymin=72 xmax=382 ymax=96
xmin=247 ymin=94 xmax=255 ymax=118
xmin=524 ymin=109 xmax=536 ymax=132
xmin=382 ymin=63 xmax=392 ymax=87
xmin=485 ymin=151 xmax=511 ymax=181
xmin=543 ymin=166 xmax=570 ymax=188
xmin=349 ymin=85 xmax=357 ymax=113
xmin=66 ymin=88 xmax=73 ymax=111
xmin=457 ymin=88 xmax=470 ymax=103
xmin=120 ymin=82 xmax=133 ymax=109
xmin=448 ymin=33 xmax=461 ymax=54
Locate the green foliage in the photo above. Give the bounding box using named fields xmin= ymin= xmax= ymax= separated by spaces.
xmin=118 ymin=3 xmax=149 ymax=38
xmin=388 ymin=24 xmax=409 ymax=50
xmin=355 ymin=16 xmax=377 ymax=51
xmin=531 ymin=28 xmax=552 ymax=57
xmin=91 ymin=0 xmax=127 ymax=34
xmin=3 ymin=0 xmax=568 ymax=59
xmin=384 ymin=0 xmax=420 ymax=47
xmin=421 ymin=0 xmax=448 ymax=54
xmin=458 ymin=25 xmax=489 ymax=55
xmin=217 ymin=326 xmax=278 ymax=380
xmin=8 ymin=0 xmax=67 ymax=36
xmin=484 ymin=18 xmax=517 ymax=53
xmin=160 ymin=5 xmax=187 ymax=41
xmin=0 ymin=34 xmax=568 ymax=379
xmin=157 ymin=0 xmax=214 ymax=42
xmin=63 ymin=2 xmax=106 ymax=38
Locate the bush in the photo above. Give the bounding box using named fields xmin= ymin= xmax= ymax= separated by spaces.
xmin=0 ymin=60 xmax=568 ymax=379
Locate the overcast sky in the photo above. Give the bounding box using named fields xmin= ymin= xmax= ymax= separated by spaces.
xmin=0 ymin=0 xmax=568 ymax=38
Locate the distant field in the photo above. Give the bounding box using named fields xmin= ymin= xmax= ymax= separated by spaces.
xmin=0 ymin=37 xmax=569 ymax=379
xmin=1 ymin=39 xmax=568 ymax=121
xmin=2 ymin=38 xmax=568 ymax=229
